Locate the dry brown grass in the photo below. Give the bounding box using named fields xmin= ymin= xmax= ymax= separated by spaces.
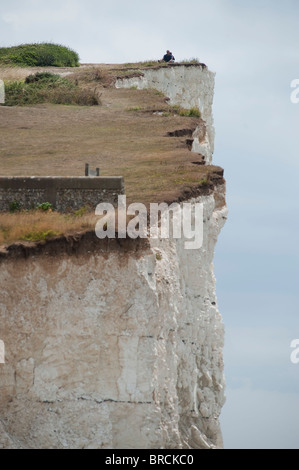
xmin=0 ymin=86 xmax=208 ymax=203
xmin=0 ymin=65 xmax=78 ymax=82
xmin=0 ymin=64 xmax=222 ymax=246
xmin=0 ymin=210 xmax=98 ymax=245
xmin=68 ymin=66 xmax=116 ymax=88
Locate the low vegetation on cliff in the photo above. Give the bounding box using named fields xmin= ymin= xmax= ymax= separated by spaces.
xmin=0 ymin=43 xmax=79 ymax=67
xmin=0 ymin=61 xmax=223 ymax=247
xmin=0 ymin=208 xmax=97 ymax=245
xmin=4 ymin=71 xmax=100 ymax=106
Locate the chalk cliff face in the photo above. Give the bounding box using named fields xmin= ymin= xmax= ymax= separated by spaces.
xmin=0 ymin=65 xmax=227 ymax=449
xmin=116 ymin=64 xmax=215 ymax=164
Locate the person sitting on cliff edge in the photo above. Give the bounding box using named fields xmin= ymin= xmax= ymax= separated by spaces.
xmin=159 ymin=50 xmax=175 ymax=63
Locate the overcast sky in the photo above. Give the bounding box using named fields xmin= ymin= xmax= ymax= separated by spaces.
xmin=1 ymin=0 xmax=299 ymax=449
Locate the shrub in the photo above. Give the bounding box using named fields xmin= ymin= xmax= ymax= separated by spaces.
xmin=9 ymin=200 xmax=21 ymax=213
xmin=25 ymin=72 xmax=61 ymax=84
xmin=71 ymin=88 xmax=100 ymax=106
xmin=0 ymin=43 xmax=80 ymax=67
xmin=4 ymin=72 xmax=101 ymax=106
xmin=36 ymin=202 xmax=53 ymax=211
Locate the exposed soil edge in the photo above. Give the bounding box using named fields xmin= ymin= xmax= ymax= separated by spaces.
xmin=0 ymin=231 xmax=151 ymax=263
xmin=0 ymin=171 xmax=225 ymax=262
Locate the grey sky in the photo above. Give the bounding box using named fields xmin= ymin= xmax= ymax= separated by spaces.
xmin=1 ymin=0 xmax=299 ymax=449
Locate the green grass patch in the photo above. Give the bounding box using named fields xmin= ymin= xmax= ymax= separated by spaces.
xmin=168 ymin=105 xmax=201 ymax=118
xmin=139 ymin=61 xmax=159 ymax=67
xmin=9 ymin=200 xmax=21 ymax=213
xmin=126 ymin=106 xmax=142 ymax=112
xmin=36 ymin=202 xmax=53 ymax=211
xmin=123 ymin=61 xmax=158 ymax=68
xmin=23 ymin=229 xmax=61 ymax=242
xmin=3 ymin=72 xmax=100 ymax=106
xmin=73 ymin=206 xmax=89 ymax=217
xmin=25 ymin=71 xmax=62 ymax=84
xmin=198 ymin=178 xmax=210 ymax=187
xmin=177 ymin=107 xmax=201 ymax=118
xmin=180 ymin=58 xmax=201 ymax=64
xmin=0 ymin=208 xmax=100 ymax=245
xmin=0 ymin=43 xmax=79 ymax=67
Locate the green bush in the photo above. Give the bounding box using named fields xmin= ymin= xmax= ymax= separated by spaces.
xmin=36 ymin=202 xmax=53 ymax=211
xmin=4 ymin=75 xmax=72 ymax=106
xmin=25 ymin=72 xmax=61 ymax=84
xmin=0 ymin=43 xmax=79 ymax=67
xmin=4 ymin=72 xmax=100 ymax=106
xmin=9 ymin=200 xmax=21 ymax=213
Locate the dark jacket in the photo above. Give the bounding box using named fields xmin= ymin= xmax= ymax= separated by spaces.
xmin=163 ymin=53 xmax=175 ymax=62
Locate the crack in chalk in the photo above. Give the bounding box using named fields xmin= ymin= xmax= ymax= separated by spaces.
xmin=78 ymin=397 xmax=153 ymax=405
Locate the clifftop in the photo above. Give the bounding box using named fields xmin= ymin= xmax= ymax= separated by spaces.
xmin=0 ymin=63 xmax=224 ymax=249
xmin=0 ymin=62 xmax=227 ymax=449
xmin=0 ymin=62 xmax=220 ymax=203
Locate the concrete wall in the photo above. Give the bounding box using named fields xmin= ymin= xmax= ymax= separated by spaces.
xmin=0 ymin=176 xmax=124 ymax=212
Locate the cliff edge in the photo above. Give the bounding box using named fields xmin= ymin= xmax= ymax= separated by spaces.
xmin=0 ymin=64 xmax=227 ymax=449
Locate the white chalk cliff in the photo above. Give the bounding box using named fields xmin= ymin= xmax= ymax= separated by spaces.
xmin=0 ymin=65 xmax=227 ymax=449
xmin=116 ymin=65 xmax=215 ymax=164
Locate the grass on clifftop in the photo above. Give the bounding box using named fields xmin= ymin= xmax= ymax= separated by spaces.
xmin=0 ymin=209 xmax=98 ymax=245
xmin=0 ymin=63 xmax=223 ymax=247
xmin=0 ymin=43 xmax=79 ymax=67
xmin=4 ymin=71 xmax=100 ymax=106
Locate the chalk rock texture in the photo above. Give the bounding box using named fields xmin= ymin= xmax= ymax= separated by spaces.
xmin=0 ymin=186 xmax=227 ymax=449
xmin=0 ymin=64 xmax=227 ymax=449
xmin=116 ymin=64 xmax=215 ymax=163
